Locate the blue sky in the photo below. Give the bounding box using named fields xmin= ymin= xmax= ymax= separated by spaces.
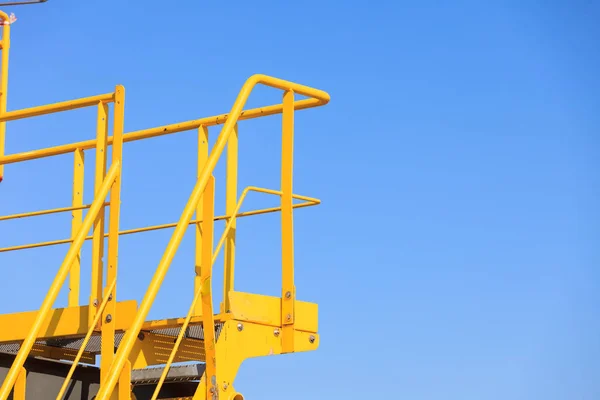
xmin=0 ymin=1 xmax=598 ymax=399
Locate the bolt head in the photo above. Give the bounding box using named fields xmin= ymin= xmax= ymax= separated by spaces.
xmin=309 ymin=335 xmax=316 ymax=344
xmin=105 ymin=314 xmax=112 ymax=323
xmin=285 ymin=291 xmax=292 ymax=299
xmin=286 ymin=314 xmax=292 ymax=321
xmin=92 ymin=299 xmax=98 ymax=307
xmin=237 ymin=323 xmax=243 ymax=331
xmin=274 ymin=329 xmax=280 ymax=337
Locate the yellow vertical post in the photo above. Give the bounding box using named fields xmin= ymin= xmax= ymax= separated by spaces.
xmin=222 ymin=123 xmax=238 ymax=313
xmin=13 ymin=367 xmax=25 ymax=400
xmin=281 ymin=89 xmax=295 ymax=353
xmin=101 ymin=85 xmax=125 ymax=390
xmin=195 ymin=125 xmax=208 ymax=316
xmin=118 ymin=360 xmax=131 ymax=400
xmin=201 ymin=176 xmax=218 ymax=398
xmin=90 ymin=102 xmax=108 ymax=325
xmin=69 ymin=148 xmax=84 ymax=307
xmin=0 ymin=15 xmax=9 ymax=183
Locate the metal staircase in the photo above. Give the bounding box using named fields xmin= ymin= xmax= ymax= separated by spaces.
xmin=0 ymin=10 xmax=329 ymax=400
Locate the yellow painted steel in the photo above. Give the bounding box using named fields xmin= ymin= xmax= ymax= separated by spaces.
xmin=90 ymin=101 xmax=109 ymax=325
xmin=118 ymin=360 xmax=131 ymax=400
xmin=0 ymin=98 xmax=325 ymax=167
xmin=69 ymin=148 xmax=85 ymax=307
xmin=0 ymin=24 xmax=329 ymax=397
xmin=0 ymin=161 xmax=121 ymax=400
xmin=101 ymin=85 xmax=125 ymax=388
xmin=0 ymin=92 xmax=114 ymax=122
xmin=200 ymin=177 xmax=218 ymax=399
xmin=191 ymin=320 xmax=319 ymax=400
xmin=0 ymin=11 xmax=9 ymax=182
xmin=222 ymin=123 xmax=238 ymax=313
xmin=195 ymin=125 xmax=208 ymax=316
xmin=0 ymin=203 xmax=95 ymax=222
xmin=0 ymin=197 xmax=317 ymax=253
xmin=227 ymin=291 xmax=318 ymax=333
xmin=56 ymin=278 xmax=117 ymax=400
xmin=14 ymin=368 xmax=24 ymax=400
xmin=281 ymin=89 xmax=296 ymax=353
xmin=0 ymin=300 xmax=137 ymax=343
xmin=94 ymin=75 xmax=328 ymax=400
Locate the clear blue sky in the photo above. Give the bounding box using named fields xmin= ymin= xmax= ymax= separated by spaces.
xmin=0 ymin=1 xmax=598 ymax=399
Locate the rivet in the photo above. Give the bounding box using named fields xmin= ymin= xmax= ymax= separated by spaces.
xmin=92 ymin=299 xmax=98 ymax=307
xmin=105 ymin=314 xmax=112 ymax=323
xmin=273 ymin=329 xmax=280 ymax=337
xmin=237 ymin=323 xmax=243 ymax=331
xmin=309 ymin=335 xmax=316 ymax=344
xmin=285 ymin=291 xmax=292 ymax=299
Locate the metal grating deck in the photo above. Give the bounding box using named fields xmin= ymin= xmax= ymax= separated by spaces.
xmin=0 ymin=321 xmax=224 ymax=357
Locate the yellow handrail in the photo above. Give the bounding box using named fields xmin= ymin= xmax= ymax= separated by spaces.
xmin=0 ymin=97 xmax=326 ymax=166
xmin=55 ymin=278 xmax=117 ymax=400
xmin=94 ymin=75 xmax=329 ymax=400
xmin=0 ymin=161 xmax=121 ymax=400
xmin=0 ymin=203 xmax=102 ymax=222
xmin=0 ymin=92 xmax=114 ymax=122
xmin=148 ymin=187 xmax=320 ymax=399
xmin=0 ymin=10 xmax=10 ymax=182
xmin=0 ymin=198 xmax=317 ymax=254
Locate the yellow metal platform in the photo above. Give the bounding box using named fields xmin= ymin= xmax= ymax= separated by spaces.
xmin=0 ymin=8 xmax=329 ymax=400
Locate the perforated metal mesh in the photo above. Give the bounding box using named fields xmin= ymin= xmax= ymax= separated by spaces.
xmin=0 ymin=321 xmax=225 ymax=357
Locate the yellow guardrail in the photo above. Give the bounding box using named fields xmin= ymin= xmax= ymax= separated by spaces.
xmin=0 ymin=75 xmax=126 ymax=399
xmin=94 ymin=74 xmax=329 ymax=400
xmin=0 ymin=161 xmax=121 ymax=400
xmin=1 ymin=4 xmax=329 ymax=398
xmin=148 ymin=186 xmax=320 ymax=400
xmin=55 ymin=278 xmax=117 ymax=400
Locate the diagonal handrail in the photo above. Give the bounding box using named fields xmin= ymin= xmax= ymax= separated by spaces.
xmin=94 ymin=75 xmax=329 ymax=400
xmin=55 ymin=277 xmax=117 ymax=400
xmin=0 ymin=161 xmax=121 ymax=400
xmin=148 ymin=186 xmax=320 ymax=400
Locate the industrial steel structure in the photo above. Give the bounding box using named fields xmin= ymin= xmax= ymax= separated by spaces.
xmin=0 ymin=9 xmax=329 ymax=400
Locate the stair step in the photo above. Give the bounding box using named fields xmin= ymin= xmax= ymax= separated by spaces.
xmin=131 ymin=364 xmax=205 ymax=385
xmin=0 ymin=321 xmax=225 ymax=357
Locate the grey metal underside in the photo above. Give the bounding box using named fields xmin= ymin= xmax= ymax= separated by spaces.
xmin=0 ymin=321 xmax=224 ymax=400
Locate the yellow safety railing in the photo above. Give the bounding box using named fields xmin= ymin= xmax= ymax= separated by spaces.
xmin=1 ymin=4 xmax=329 ymax=398
xmin=0 ymin=161 xmax=121 ymax=400
xmin=148 ymin=187 xmax=320 ymax=400
xmin=55 ymin=278 xmax=117 ymax=400
xmin=92 ymin=75 xmax=329 ymax=400
xmin=0 ymin=80 xmax=125 ymax=400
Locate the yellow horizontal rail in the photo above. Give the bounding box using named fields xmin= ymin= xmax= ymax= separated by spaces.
xmin=55 ymin=278 xmax=117 ymax=400
xmin=0 ymin=202 xmax=105 ymax=222
xmin=0 ymin=160 xmax=120 ymax=400
xmin=0 ymin=92 xmax=114 ymax=122
xmin=0 ymin=97 xmax=326 ymax=166
xmin=0 ymin=194 xmax=319 ymax=253
xmin=149 ymin=185 xmax=308 ymax=400
xmin=94 ymin=75 xmax=329 ymax=400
